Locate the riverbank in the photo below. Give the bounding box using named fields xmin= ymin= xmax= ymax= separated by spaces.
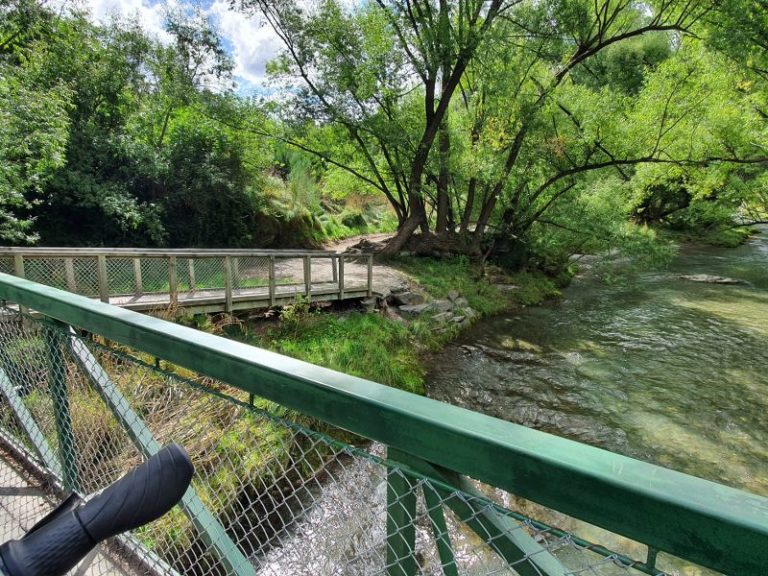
xmin=234 ymin=256 xmax=564 ymax=395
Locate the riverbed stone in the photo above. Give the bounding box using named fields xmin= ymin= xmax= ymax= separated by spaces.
xmin=390 ymin=283 xmax=410 ymax=294
xmin=360 ymin=297 xmax=377 ymax=312
xmin=430 ymin=299 xmax=453 ymax=313
xmin=679 ymin=274 xmax=743 ymax=285
xmin=451 ymin=315 xmax=466 ymax=324
xmin=453 ymin=296 xmax=469 ymax=308
xmin=390 ymin=291 xmax=425 ymax=306
xmin=399 ymin=303 xmax=431 ymax=316
xmin=447 ymin=290 xmax=461 ymax=302
xmin=432 ymin=311 xmax=453 ymax=323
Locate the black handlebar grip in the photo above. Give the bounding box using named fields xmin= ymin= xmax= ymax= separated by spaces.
xmin=0 ymin=444 xmax=194 ymax=576
xmin=76 ymin=443 xmax=194 ymax=542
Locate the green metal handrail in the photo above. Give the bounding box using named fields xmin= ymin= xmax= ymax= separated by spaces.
xmin=0 ymin=272 xmax=766 ymax=575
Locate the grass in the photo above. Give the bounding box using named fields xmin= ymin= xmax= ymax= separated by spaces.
xmin=394 ymin=255 xmax=563 ymax=313
xmin=244 ymin=306 xmax=426 ymax=395
xmin=233 ymin=257 xmax=564 ymax=396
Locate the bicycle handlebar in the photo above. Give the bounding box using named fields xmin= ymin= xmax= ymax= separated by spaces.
xmin=0 ymin=444 xmax=193 ymax=576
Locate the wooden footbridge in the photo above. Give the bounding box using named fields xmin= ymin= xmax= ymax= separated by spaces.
xmin=0 ymin=248 xmax=374 ymax=314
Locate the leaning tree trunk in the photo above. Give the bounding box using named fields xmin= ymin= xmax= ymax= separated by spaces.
xmin=379 ymin=213 xmax=425 ymax=258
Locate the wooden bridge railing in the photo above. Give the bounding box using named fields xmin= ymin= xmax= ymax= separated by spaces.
xmin=0 ymin=247 xmax=374 ymax=312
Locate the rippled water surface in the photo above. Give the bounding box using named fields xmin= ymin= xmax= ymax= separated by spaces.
xmin=428 ymin=231 xmax=768 ymax=496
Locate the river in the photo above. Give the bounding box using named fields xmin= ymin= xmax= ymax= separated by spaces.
xmin=428 ymin=230 xmax=768 ymax=498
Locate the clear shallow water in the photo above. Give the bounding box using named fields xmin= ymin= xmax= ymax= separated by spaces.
xmin=427 ymin=231 xmax=768 ymax=496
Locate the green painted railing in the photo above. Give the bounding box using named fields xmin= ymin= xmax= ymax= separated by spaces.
xmin=0 ymin=272 xmax=766 ymax=575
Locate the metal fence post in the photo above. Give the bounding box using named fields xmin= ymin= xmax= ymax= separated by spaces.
xmin=386 ymin=448 xmax=417 ymax=576
xmin=44 ymin=319 xmax=79 ymax=491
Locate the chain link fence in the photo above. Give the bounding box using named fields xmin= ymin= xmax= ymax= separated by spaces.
xmin=0 ymin=304 xmax=720 ymax=576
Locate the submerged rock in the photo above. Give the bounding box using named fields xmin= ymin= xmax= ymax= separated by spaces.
xmin=679 ymin=274 xmax=743 ymax=285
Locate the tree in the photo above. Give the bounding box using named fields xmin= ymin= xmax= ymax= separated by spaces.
xmin=0 ymin=0 xmax=71 ymax=242
xmin=238 ymin=0 xmax=724 ymax=260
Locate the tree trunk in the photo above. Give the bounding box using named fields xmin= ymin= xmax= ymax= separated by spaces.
xmin=436 ymin=119 xmax=450 ymax=234
xmin=379 ymin=212 xmax=424 ymax=258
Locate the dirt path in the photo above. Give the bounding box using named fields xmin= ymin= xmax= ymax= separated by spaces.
xmin=325 ymin=234 xmax=415 ymax=296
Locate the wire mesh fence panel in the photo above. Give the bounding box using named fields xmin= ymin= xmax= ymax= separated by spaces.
xmin=233 ymin=257 xmax=270 ymax=291
xmin=23 ymin=258 xmax=68 ymax=291
xmin=106 ymin=257 xmax=139 ymax=296
xmin=188 ymin=257 xmax=227 ymax=292
xmin=73 ymin=257 xmax=101 ymax=298
xmin=309 ymin=257 xmax=335 ymax=285
xmin=173 ymin=257 xmax=193 ymax=292
xmin=139 ymin=258 xmax=172 ymax=294
xmin=273 ymin=257 xmax=306 ymax=290
xmin=0 ymin=258 xmax=13 ymax=276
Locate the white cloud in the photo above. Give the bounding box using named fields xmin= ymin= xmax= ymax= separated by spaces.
xmin=208 ymin=0 xmax=281 ymax=91
xmin=62 ymin=0 xmax=282 ymax=93
xmin=75 ymin=0 xmax=173 ymax=43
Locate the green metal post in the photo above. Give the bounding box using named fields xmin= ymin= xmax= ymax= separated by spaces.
xmin=0 ymin=368 xmax=63 ymax=477
xmin=44 ymin=319 xmax=79 ymax=491
xmin=392 ymin=451 xmax=566 ymax=576
xmin=422 ymin=484 xmax=459 ymax=576
xmin=387 ymin=449 xmax=418 ymax=576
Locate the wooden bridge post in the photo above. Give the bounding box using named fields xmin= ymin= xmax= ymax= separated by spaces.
xmin=12 ymin=254 xmax=24 ymax=279
xmin=232 ymin=257 xmax=240 ymax=289
xmin=332 ymin=256 xmax=338 ymax=283
xmin=304 ymin=255 xmax=311 ymax=302
xmin=367 ymin=254 xmax=373 ymax=298
xmin=168 ymin=256 xmax=178 ymax=307
xmin=133 ymin=258 xmax=143 ymax=296
xmin=64 ymin=258 xmax=76 ymax=293
xmin=269 ymin=256 xmax=276 ymax=307
xmin=224 ymin=256 xmax=233 ymax=313
xmin=97 ymin=255 xmax=109 ymax=303
xmin=188 ymin=259 xmax=196 ymax=291
xmin=13 ymin=254 xmax=26 ymax=313
xmin=338 ymin=256 xmax=345 ymax=300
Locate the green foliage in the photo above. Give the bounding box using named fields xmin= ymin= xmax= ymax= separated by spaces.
xmin=0 ymin=61 xmax=70 ymax=242
xmin=393 ymin=256 xmax=561 ymax=315
xmin=253 ymin=311 xmax=425 ymax=395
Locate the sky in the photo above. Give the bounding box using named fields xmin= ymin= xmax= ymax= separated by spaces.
xmin=76 ymin=0 xmax=282 ymax=94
